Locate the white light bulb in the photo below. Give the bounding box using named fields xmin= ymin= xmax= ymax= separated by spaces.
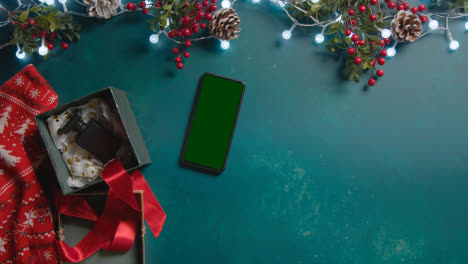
xmin=38 ymin=45 xmax=48 ymax=56
xmin=282 ymin=30 xmax=291 ymax=40
xmin=465 ymin=21 xmax=468 ymax=30
xmin=46 ymin=0 xmax=55 ymax=5
xmin=449 ymin=40 xmax=459 ymax=50
xmin=58 ymin=0 xmax=67 ymax=3
xmin=429 ymin=19 xmax=439 ymax=30
xmin=221 ymin=0 xmax=231 ymax=8
xmin=149 ymin=34 xmax=159 ymax=44
xmin=252 ymin=0 xmax=260 ymax=3
xmin=381 ymin=29 xmax=391 ymax=38
xmin=311 ymin=0 xmax=319 ymax=3
xmin=220 ymin=40 xmax=230 ymax=49
xmin=16 ymin=49 xmax=25 ymax=59
xmin=386 ymin=47 xmax=396 ymax=57
xmin=38 ymin=0 xmax=46 ymax=3
xmin=315 ymin=33 xmax=324 ymax=43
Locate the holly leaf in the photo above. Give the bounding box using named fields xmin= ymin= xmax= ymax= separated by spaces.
xmin=30 ymin=5 xmax=41 ymax=12
xmin=19 ymin=11 xmax=29 ymax=22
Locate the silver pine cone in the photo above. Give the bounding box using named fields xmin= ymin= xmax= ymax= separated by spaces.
xmin=209 ymin=8 xmax=241 ymax=41
xmin=83 ymin=0 xmax=121 ymax=19
xmin=390 ymin=10 xmax=422 ymax=43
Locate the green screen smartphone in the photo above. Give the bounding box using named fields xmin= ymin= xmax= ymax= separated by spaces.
xmin=181 ymin=73 xmax=246 ymax=174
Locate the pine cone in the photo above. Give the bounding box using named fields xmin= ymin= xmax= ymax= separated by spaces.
xmin=390 ymin=10 xmax=422 ymax=43
xmin=209 ymin=8 xmax=241 ymax=41
xmin=83 ymin=0 xmax=120 ymax=19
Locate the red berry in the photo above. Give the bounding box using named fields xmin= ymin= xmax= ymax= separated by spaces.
xmin=418 ymin=4 xmax=426 ymax=12
xmin=372 ymin=41 xmax=377 ymax=46
xmin=175 ymin=57 xmax=181 ymax=63
xmin=380 ymin=49 xmax=387 ymax=57
xmin=411 ymin=7 xmax=418 ymax=14
xmin=351 ymin=34 xmax=359 ymax=42
xmin=202 ymin=0 xmax=209 ymax=6
xmin=359 ymin=39 xmax=365 ymax=46
xmin=370 ymin=60 xmax=375 ymax=66
xmin=50 ymin=32 xmax=57 ymax=39
xmin=369 ymin=14 xmax=377 ymax=21
xmin=195 ymin=3 xmax=202 ymax=10
xmin=345 ymin=29 xmax=352 ymax=36
xmin=176 ymin=30 xmax=182 ymax=37
xmin=168 ymin=31 xmax=176 ymax=38
xmin=183 ymin=16 xmax=190 ymax=23
xmin=177 ymin=62 xmax=184 ymax=69
xmin=192 ymin=27 xmax=199 ymax=33
xmin=61 ymin=42 xmax=69 ymax=50
xmin=397 ymin=4 xmax=404 ymax=10
xmin=351 ymin=19 xmax=356 ymax=25
xmin=185 ymin=2 xmax=189 ymax=7
xmin=40 ymin=30 xmax=47 ymax=38
xmin=368 ymin=78 xmax=376 ymax=86
xmin=138 ymin=1 xmax=146 ymax=8
xmin=348 ymin=9 xmax=355 ymax=16
xmin=205 ymin=13 xmax=212 ymax=20
xmin=200 ymin=22 xmax=207 ymax=29
xmin=348 ymin=47 xmax=355 ymax=55
xmin=193 ymin=22 xmax=199 ymax=28
xmin=183 ymin=28 xmax=191 ymax=36
xmin=184 ymin=52 xmax=190 ymax=58
xmin=31 ymin=33 xmax=37 ymax=38
xmin=404 ymin=2 xmax=409 ymax=9
xmin=376 ymin=69 xmax=384 ymax=77
xmin=155 ymin=1 xmax=161 ymax=7
xmin=379 ymin=39 xmax=385 ymax=46
xmin=142 ymin=8 xmax=149 ymax=14
xmin=359 ymin=5 xmax=366 ymax=13
xmin=209 ymin=3 xmax=217 ymax=11
xmin=384 ymin=0 xmax=389 ymax=2
xmin=354 ymin=57 xmax=362 ymax=64
xmin=172 ymin=47 xmax=180 ymax=54
xmin=377 ymin=57 xmax=385 ymax=65
xmin=197 ymin=11 xmax=204 ymax=18
xmin=47 ymin=43 xmax=54 ymax=50
xmin=185 ymin=40 xmax=192 ymax=47
xmin=387 ymin=1 xmax=395 ymax=9
xmin=384 ymin=38 xmax=391 ymax=44
xmin=28 ymin=19 xmax=35 ymax=26
xmin=212 ymin=0 xmax=217 ymax=2
xmin=420 ymin=15 xmax=427 ymax=23
xmin=126 ymin=2 xmax=136 ymax=10
xmin=370 ymin=0 xmax=377 ymax=5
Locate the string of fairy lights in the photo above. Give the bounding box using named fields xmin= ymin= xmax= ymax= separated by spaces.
xmin=1 ymin=0 xmax=467 ymax=60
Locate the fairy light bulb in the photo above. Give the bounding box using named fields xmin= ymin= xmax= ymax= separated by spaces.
xmin=449 ymin=40 xmax=459 ymax=50
xmin=38 ymin=45 xmax=48 ymax=56
xmin=311 ymin=0 xmax=319 ymax=3
xmin=220 ymin=40 xmax=230 ymax=49
xmin=465 ymin=21 xmax=468 ymax=30
xmin=38 ymin=0 xmax=46 ymax=3
xmin=149 ymin=34 xmax=159 ymax=44
xmin=315 ymin=33 xmax=324 ymax=43
xmin=381 ymin=29 xmax=391 ymax=38
xmin=386 ymin=47 xmax=396 ymax=57
xmin=282 ymin=30 xmax=291 ymax=40
xmin=221 ymin=0 xmax=231 ymax=8
xmin=58 ymin=0 xmax=67 ymax=3
xmin=16 ymin=49 xmax=25 ymax=59
xmin=46 ymin=0 xmax=55 ymax=5
xmin=429 ymin=19 xmax=439 ymax=30
xmin=252 ymin=0 xmax=260 ymax=3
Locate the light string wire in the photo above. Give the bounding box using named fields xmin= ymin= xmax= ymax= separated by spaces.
xmin=0 ymin=0 xmax=467 ymax=53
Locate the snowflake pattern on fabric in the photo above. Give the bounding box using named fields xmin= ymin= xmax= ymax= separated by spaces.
xmin=29 ymin=89 xmax=40 ymax=99
xmin=15 ymin=76 xmax=24 ymax=87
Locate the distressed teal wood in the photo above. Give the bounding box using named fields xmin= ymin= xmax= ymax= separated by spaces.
xmin=1 ymin=1 xmax=468 ymax=263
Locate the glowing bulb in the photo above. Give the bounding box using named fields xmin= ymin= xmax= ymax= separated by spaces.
xmin=311 ymin=0 xmax=319 ymax=3
xmin=46 ymin=0 xmax=55 ymax=5
xmin=449 ymin=40 xmax=459 ymax=50
xmin=16 ymin=49 xmax=25 ymax=59
xmin=381 ymin=29 xmax=391 ymax=38
xmin=58 ymin=0 xmax=67 ymax=3
xmin=429 ymin=19 xmax=439 ymax=30
xmin=386 ymin=47 xmax=396 ymax=57
xmin=252 ymin=0 xmax=260 ymax=3
xmin=149 ymin=34 xmax=159 ymax=44
xmin=221 ymin=0 xmax=231 ymax=8
xmin=38 ymin=0 xmax=46 ymax=3
xmin=315 ymin=33 xmax=324 ymax=43
xmin=38 ymin=45 xmax=48 ymax=56
xmin=282 ymin=30 xmax=291 ymax=40
xmin=220 ymin=40 xmax=230 ymax=49
xmin=465 ymin=21 xmax=468 ymax=30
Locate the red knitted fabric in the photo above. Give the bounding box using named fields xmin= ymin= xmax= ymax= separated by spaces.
xmin=0 ymin=65 xmax=58 ymax=264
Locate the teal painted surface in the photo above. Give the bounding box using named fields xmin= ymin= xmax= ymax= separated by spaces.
xmin=1 ymin=1 xmax=468 ymax=263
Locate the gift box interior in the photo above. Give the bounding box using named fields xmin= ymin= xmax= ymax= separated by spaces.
xmin=35 ymin=87 xmax=151 ymax=195
xmin=58 ymin=191 xmax=145 ymax=264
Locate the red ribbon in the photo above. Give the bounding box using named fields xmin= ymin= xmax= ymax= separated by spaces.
xmin=54 ymin=160 xmax=166 ymax=262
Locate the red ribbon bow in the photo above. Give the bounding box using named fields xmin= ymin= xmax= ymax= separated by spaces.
xmin=54 ymin=160 xmax=166 ymax=262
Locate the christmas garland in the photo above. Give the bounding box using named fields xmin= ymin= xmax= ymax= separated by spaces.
xmin=0 ymin=0 xmax=467 ymax=85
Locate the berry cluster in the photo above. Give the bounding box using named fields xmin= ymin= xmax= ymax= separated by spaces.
xmin=19 ymin=19 xmax=70 ymax=51
xmin=127 ymin=0 xmax=217 ymax=70
xmin=345 ymin=1 xmax=426 ymax=86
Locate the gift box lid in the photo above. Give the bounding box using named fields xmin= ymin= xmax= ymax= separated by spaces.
xmin=35 ymin=87 xmax=151 ymax=195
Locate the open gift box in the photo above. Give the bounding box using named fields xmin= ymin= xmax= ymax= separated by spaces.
xmin=58 ymin=191 xmax=146 ymax=264
xmin=34 ymin=87 xmax=151 ymax=195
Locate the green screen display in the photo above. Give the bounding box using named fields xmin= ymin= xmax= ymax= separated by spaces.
xmin=183 ymin=74 xmax=245 ymax=171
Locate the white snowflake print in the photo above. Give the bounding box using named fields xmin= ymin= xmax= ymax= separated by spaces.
xmin=15 ymin=76 xmax=24 ymax=87
xmin=43 ymin=250 xmax=52 ymax=261
xmin=0 ymin=237 xmax=6 ymax=253
xmin=29 ymin=89 xmax=40 ymax=99
xmin=23 ymin=208 xmax=37 ymax=227
xmin=48 ymin=94 xmax=57 ymax=104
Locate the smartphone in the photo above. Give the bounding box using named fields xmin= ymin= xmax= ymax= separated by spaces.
xmin=181 ymin=73 xmax=246 ymax=174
